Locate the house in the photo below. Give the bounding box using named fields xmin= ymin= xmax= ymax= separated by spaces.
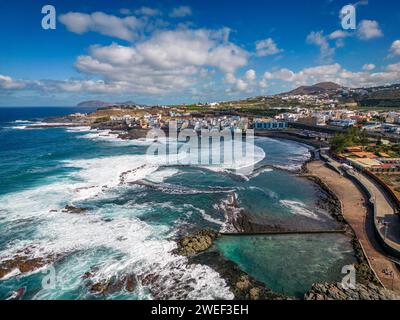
xmin=297 ymin=116 xmax=326 ymax=126
xmin=345 ymin=146 xmax=364 ymax=153
xmin=350 ymin=152 xmax=378 ymax=159
xmin=330 ymin=119 xmax=356 ymax=127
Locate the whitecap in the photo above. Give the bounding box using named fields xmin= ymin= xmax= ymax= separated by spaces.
xmin=280 ymin=200 xmax=321 ymax=220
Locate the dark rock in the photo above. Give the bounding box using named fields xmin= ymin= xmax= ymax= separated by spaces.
xmin=62 ymin=205 xmax=88 ymax=214
xmin=0 ymin=252 xmax=61 ymax=279
xmin=86 ymin=274 xmax=138 ymax=295
xmin=6 ymin=287 xmax=26 ymax=300
xmin=140 ymin=273 xmax=160 ymax=287
xmin=118 ymin=128 xmax=151 ymax=140
xmin=124 ymin=275 xmax=137 ymax=292
xmin=82 ymin=272 xmax=94 ymax=280
xmin=189 ymin=250 xmax=289 ymax=300
xmin=175 ymin=230 xmax=218 ymax=256
xmin=305 ymin=282 xmax=400 ymax=300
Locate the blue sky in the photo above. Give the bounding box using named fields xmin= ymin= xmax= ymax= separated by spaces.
xmin=0 ymin=0 xmax=399 ymax=106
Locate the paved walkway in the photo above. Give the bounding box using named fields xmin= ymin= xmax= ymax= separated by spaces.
xmin=307 ymin=161 xmax=400 ymax=293
xmin=351 ymin=170 xmax=400 ymax=250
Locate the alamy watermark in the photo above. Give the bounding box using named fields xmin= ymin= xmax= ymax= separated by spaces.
xmin=341 ymin=264 xmax=357 ymax=290
xmin=41 ymin=4 xmax=357 ymax=31
xmin=341 ymin=4 xmax=357 ymax=30
xmin=41 ymin=5 xmax=56 ymax=30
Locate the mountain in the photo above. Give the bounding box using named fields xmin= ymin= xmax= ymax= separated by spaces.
xmin=355 ymin=84 xmax=400 ymax=107
xmin=76 ymin=100 xmax=113 ymax=108
xmin=116 ymin=101 xmax=139 ymax=106
xmin=76 ymin=100 xmax=145 ymax=108
xmin=282 ymin=82 xmax=342 ymax=95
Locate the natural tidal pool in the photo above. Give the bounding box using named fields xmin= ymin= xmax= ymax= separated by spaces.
xmin=216 ymin=234 xmax=356 ymax=297
xmin=0 ymin=108 xmax=357 ymax=300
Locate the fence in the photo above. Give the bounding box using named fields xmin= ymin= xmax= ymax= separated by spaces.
xmin=344 ymin=170 xmax=400 ymax=261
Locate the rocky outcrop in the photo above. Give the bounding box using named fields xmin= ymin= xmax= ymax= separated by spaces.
xmin=85 ymin=274 xmax=137 ymax=295
xmin=6 ymin=287 xmax=26 ymax=300
xmin=62 ymin=205 xmax=88 ymax=214
xmin=118 ymin=128 xmax=151 ymax=140
xmin=190 ymin=250 xmax=289 ymax=300
xmin=0 ymin=253 xmax=61 ymax=279
xmin=175 ymin=230 xmax=219 ymax=256
xmin=174 ymin=229 xmax=288 ymax=300
xmin=351 ymin=238 xmax=381 ymax=285
xmin=234 ymin=275 xmax=265 ymax=300
xmin=305 ymin=282 xmax=400 ymax=300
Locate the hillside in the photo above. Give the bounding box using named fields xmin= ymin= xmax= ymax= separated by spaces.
xmin=282 ymin=82 xmax=342 ymax=95
xmin=77 ymin=100 xmax=113 ymax=108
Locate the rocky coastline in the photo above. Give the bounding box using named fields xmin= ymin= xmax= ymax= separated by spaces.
xmin=174 ymin=226 xmax=394 ymax=300
xmin=0 ymin=250 xmax=64 ymax=281
xmin=174 ymin=230 xmax=288 ymax=300
xmin=305 ymin=282 xmax=400 ymax=300
xmin=15 ymin=117 xmax=396 ymax=300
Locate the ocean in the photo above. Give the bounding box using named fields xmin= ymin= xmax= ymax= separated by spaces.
xmin=0 ymin=107 xmax=355 ymax=300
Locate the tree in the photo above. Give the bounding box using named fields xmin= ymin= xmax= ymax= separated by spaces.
xmin=330 ymin=127 xmax=369 ymax=153
xmin=330 ymin=134 xmax=349 ymax=153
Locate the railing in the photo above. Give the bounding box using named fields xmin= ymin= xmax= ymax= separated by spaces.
xmin=362 ymin=170 xmax=400 ymax=214
xmin=344 ymin=169 xmax=400 ymax=260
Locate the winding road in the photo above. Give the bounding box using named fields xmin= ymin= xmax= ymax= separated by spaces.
xmin=307 ymin=160 xmax=400 ymax=293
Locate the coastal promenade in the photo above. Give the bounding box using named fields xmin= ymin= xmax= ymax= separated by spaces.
xmin=307 ymin=161 xmax=400 ymax=292
xmin=351 ymin=170 xmax=400 ymax=251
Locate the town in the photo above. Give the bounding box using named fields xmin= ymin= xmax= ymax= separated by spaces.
xmin=38 ymin=81 xmax=400 ymax=298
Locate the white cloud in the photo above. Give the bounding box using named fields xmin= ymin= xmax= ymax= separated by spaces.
xmin=263 ymin=62 xmax=400 ymax=88
xmin=357 ymin=20 xmax=383 ymax=40
xmin=0 ymin=26 xmax=250 ymax=98
xmin=306 ymin=31 xmax=335 ymax=63
xmin=390 ymin=40 xmax=400 ymax=56
xmin=225 ymin=70 xmax=260 ymax=93
xmin=59 ymin=12 xmax=144 ymax=41
xmin=74 ymin=29 xmax=248 ymax=94
xmin=0 ymin=75 xmax=132 ymax=95
xmin=264 ymin=68 xmax=294 ymax=81
xmin=0 ymin=75 xmax=26 ymax=90
xmin=255 ymin=38 xmax=283 ymax=57
xmin=233 ymin=79 xmax=248 ymax=92
xmin=135 ymin=7 xmax=161 ymax=16
xmin=170 ymin=6 xmax=192 ymax=18
xmin=329 ymin=30 xmax=351 ymax=40
xmin=244 ymin=69 xmax=256 ymax=81
xmin=225 ymin=73 xmax=237 ymax=85
xmin=259 ymin=79 xmax=268 ymax=89
xmin=362 ymin=63 xmax=376 ymax=71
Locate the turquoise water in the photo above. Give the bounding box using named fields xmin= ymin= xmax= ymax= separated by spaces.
xmin=216 ymin=234 xmax=355 ymax=298
xmin=0 ymin=108 xmax=355 ymax=300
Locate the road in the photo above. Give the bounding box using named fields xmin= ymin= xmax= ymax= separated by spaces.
xmin=351 ymin=170 xmax=400 ymax=251
xmin=307 ymin=161 xmax=400 ymax=293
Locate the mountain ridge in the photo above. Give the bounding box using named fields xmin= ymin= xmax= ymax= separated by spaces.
xmin=281 ymin=82 xmax=342 ymax=96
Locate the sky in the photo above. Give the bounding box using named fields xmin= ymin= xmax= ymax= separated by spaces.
xmin=0 ymin=0 xmax=400 ymax=106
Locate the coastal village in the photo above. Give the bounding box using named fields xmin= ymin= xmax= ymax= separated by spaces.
xmin=2 ymin=81 xmax=397 ymax=300
xmin=50 ymin=81 xmax=400 ymax=298
xmin=4 ymin=0 xmax=400 ymax=308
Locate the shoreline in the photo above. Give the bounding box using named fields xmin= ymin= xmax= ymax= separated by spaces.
xmin=15 ymin=120 xmax=398 ymax=298
xmin=305 ymin=160 xmax=400 ymax=294
xmin=303 ymin=163 xmax=381 ymax=286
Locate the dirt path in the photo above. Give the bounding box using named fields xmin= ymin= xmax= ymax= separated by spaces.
xmin=306 ymin=160 xmax=400 ymax=293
